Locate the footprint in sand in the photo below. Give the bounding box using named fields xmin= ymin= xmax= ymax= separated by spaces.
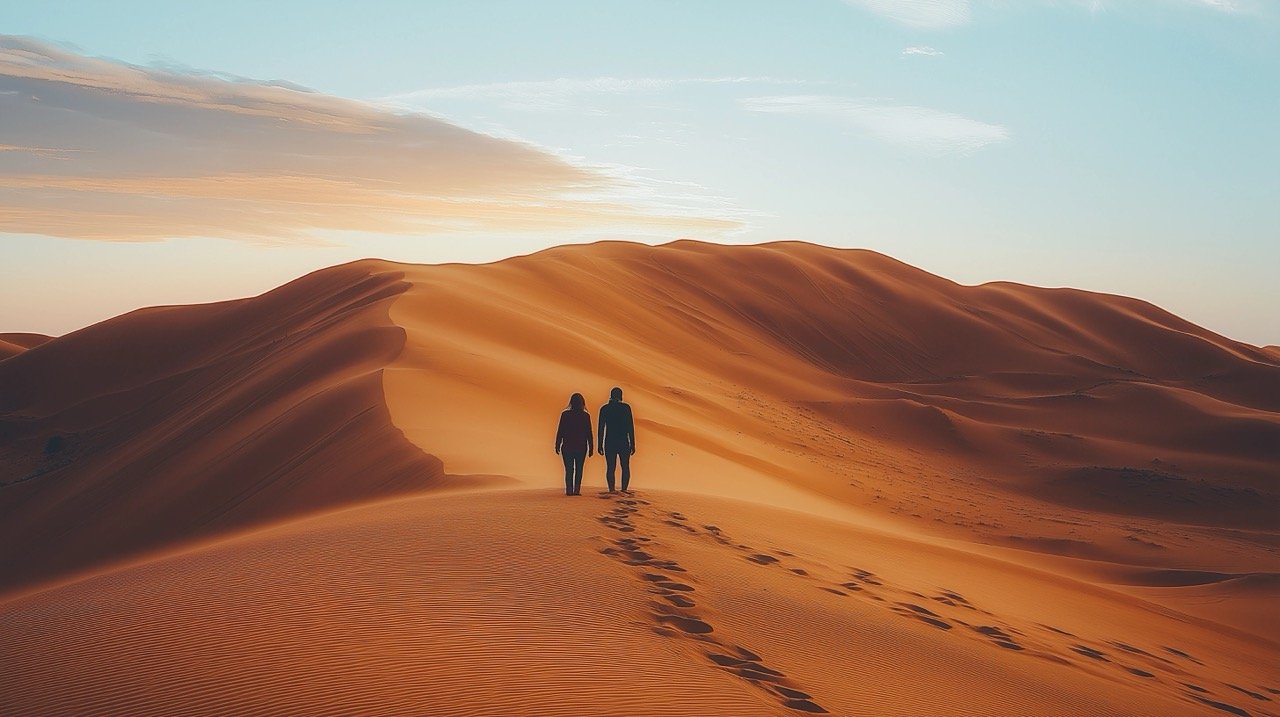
xmin=934 ymin=589 xmax=977 ymax=611
xmin=746 ymin=553 xmax=779 ymax=565
xmin=1070 ymin=645 xmax=1109 ymax=662
xmin=1185 ymin=683 xmax=1211 ymax=693
xmin=1226 ymin=684 xmax=1271 ymax=702
xmin=1111 ymin=641 xmax=1157 ymax=657
xmin=595 ymin=503 xmax=828 ymax=714
xmin=974 ymin=625 xmax=1023 ymax=651
xmin=655 ymin=613 xmax=714 ymax=634
xmin=894 ymin=603 xmax=952 ymax=630
xmin=1190 ymin=695 xmax=1252 ymax=717
xmin=850 ymin=568 xmax=883 ymax=586
xmin=1162 ymin=646 xmax=1203 ymax=665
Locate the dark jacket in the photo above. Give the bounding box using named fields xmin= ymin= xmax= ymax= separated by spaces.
xmin=597 ymin=400 xmax=635 ymax=451
xmin=556 ymin=409 xmax=593 ymax=455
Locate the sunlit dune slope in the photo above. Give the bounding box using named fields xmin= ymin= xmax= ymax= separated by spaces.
xmin=0 ymin=263 xmax=449 ymax=592
xmin=382 ymin=240 xmax=1278 ymax=640
xmin=386 ymin=240 xmax=1278 ymax=531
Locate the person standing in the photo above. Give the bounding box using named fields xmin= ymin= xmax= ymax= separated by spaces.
xmin=597 ymin=386 xmax=636 ymax=493
xmin=554 ymin=392 xmax=593 ymax=496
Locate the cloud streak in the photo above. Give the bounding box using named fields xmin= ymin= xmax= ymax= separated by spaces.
xmin=741 ymin=95 xmax=1009 ymax=155
xmin=0 ymin=36 xmax=739 ymax=243
xmin=382 ymin=76 xmax=823 ymax=112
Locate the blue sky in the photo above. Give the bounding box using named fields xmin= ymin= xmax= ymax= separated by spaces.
xmin=2 ymin=1 xmax=1277 ymax=344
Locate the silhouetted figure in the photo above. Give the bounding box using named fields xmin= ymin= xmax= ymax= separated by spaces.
xmin=597 ymin=386 xmax=636 ymax=492
xmin=555 ymin=392 xmax=593 ymax=496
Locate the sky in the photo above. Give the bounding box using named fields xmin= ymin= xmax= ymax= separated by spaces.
xmin=1 ymin=0 xmax=1277 ymax=345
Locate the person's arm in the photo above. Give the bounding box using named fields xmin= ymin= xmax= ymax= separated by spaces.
xmin=586 ymin=413 xmax=595 ymax=457
xmin=626 ymin=404 xmax=636 ymax=454
xmin=555 ymin=412 xmax=566 ymax=454
xmin=597 ymin=409 xmax=605 ymax=454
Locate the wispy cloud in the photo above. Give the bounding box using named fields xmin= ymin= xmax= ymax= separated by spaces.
xmin=382 ymin=76 xmax=823 ymax=113
xmin=741 ymin=95 xmax=1009 ymax=155
xmin=844 ymin=0 xmax=971 ymax=29
xmin=0 ymin=36 xmax=740 ymax=243
xmin=901 ymin=46 xmax=945 ymax=57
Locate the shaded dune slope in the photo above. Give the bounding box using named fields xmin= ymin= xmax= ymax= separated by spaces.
xmin=0 ymin=332 xmax=51 ymax=360
xmin=0 ymin=261 xmax=447 ymax=593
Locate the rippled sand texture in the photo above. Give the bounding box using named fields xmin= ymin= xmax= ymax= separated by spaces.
xmin=2 ymin=241 xmax=1277 ymax=716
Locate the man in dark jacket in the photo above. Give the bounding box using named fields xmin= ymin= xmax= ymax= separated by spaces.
xmin=597 ymin=386 xmax=636 ymax=492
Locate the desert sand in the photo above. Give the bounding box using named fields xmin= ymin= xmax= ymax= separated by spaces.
xmin=2 ymin=241 xmax=1276 ymax=716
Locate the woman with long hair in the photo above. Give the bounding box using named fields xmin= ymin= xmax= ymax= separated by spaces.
xmin=554 ymin=392 xmax=594 ymax=496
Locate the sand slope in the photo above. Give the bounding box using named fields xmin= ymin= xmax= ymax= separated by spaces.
xmin=2 ymin=241 xmax=1277 ymax=716
xmin=0 ymin=262 xmax=452 ymax=592
xmin=3 ymin=489 xmax=1275 ymax=716
xmin=0 ymin=332 xmax=50 ymax=360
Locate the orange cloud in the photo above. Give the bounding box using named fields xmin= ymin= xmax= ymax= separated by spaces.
xmin=0 ymin=36 xmax=739 ymax=242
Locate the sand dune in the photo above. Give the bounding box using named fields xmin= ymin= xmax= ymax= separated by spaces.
xmin=0 ymin=332 xmax=50 ymax=360
xmin=2 ymin=240 xmax=1277 ymax=715
xmin=0 ymin=263 xmax=458 ymax=592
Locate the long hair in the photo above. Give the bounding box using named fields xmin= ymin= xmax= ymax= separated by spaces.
xmin=566 ymin=392 xmax=586 ymax=411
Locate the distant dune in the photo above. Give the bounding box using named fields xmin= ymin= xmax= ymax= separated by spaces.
xmin=2 ymin=241 xmax=1276 ymax=716
xmin=0 ymin=332 xmax=51 ymax=360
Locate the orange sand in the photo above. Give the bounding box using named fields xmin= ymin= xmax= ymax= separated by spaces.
xmin=2 ymin=241 xmax=1276 ymax=716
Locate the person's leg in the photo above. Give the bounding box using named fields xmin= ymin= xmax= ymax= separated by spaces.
xmin=572 ymin=454 xmax=585 ymax=495
xmin=619 ymin=450 xmax=631 ymax=491
xmin=562 ymin=452 xmax=574 ymax=495
xmin=605 ymin=450 xmax=618 ymax=492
